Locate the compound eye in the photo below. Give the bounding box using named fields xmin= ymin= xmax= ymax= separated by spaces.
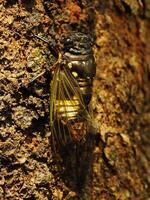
xmin=72 ymin=71 xmax=78 ymax=77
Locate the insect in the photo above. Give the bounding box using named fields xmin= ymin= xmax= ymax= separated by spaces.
xmin=30 ymin=32 xmax=96 ymax=145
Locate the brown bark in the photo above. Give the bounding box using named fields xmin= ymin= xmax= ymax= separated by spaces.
xmin=0 ymin=0 xmax=150 ymax=199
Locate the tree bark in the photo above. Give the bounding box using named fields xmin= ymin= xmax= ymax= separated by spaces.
xmin=0 ymin=0 xmax=150 ymax=199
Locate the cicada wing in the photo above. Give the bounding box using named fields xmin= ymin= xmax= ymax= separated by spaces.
xmin=50 ymin=67 xmax=71 ymax=146
xmin=49 ymin=68 xmax=59 ymax=147
xmin=50 ymin=66 xmax=92 ymax=146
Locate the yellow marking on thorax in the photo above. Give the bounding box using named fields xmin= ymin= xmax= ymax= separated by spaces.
xmin=72 ymin=71 xmax=78 ymax=77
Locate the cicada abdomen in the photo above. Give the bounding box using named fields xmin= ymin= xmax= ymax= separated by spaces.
xmin=50 ymin=32 xmax=96 ymax=145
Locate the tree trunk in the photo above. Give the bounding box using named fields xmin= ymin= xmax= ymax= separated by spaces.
xmin=0 ymin=0 xmax=150 ymax=199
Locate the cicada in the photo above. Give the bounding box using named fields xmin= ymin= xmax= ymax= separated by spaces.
xmin=50 ymin=32 xmax=96 ymax=145
xmin=31 ymin=32 xmax=96 ymax=146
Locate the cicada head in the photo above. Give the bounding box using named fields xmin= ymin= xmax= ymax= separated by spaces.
xmin=62 ymin=32 xmax=94 ymax=55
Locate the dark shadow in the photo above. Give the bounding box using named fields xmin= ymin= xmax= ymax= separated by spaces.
xmin=4 ymin=0 xmax=18 ymax=7
xmin=51 ymin=125 xmax=96 ymax=198
xmin=20 ymin=0 xmax=36 ymax=12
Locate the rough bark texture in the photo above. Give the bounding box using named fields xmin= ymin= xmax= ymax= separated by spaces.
xmin=0 ymin=0 xmax=150 ymax=199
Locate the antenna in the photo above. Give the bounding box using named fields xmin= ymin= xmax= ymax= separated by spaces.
xmin=33 ymin=34 xmax=49 ymax=43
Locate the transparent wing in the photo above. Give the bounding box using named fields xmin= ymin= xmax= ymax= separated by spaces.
xmin=50 ymin=66 xmax=92 ymax=146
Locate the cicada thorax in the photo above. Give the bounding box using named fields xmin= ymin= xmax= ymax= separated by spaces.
xmin=64 ymin=53 xmax=96 ymax=105
xmin=50 ymin=32 xmax=96 ymax=144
